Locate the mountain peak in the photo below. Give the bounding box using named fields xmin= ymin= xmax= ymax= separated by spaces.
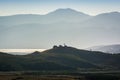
xmin=54 ymin=8 xmax=78 ymax=12
xmin=47 ymin=8 xmax=89 ymax=16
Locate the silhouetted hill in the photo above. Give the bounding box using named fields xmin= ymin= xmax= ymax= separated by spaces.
xmin=0 ymin=46 xmax=120 ymax=71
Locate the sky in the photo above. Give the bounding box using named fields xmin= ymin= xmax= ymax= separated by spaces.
xmin=0 ymin=0 xmax=120 ymax=16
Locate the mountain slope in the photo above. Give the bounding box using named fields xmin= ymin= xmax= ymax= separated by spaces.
xmin=84 ymin=12 xmax=120 ymax=28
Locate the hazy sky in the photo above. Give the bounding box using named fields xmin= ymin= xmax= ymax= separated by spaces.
xmin=0 ymin=0 xmax=120 ymax=16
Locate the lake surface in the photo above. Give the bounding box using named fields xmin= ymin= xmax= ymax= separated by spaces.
xmin=0 ymin=49 xmax=46 ymax=55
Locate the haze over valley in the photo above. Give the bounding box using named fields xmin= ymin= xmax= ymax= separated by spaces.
xmin=0 ymin=8 xmax=120 ymax=49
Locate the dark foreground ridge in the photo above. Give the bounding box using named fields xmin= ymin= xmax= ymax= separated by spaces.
xmin=0 ymin=45 xmax=120 ymax=71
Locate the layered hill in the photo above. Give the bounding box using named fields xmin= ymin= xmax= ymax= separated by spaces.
xmin=0 ymin=46 xmax=120 ymax=71
xmin=0 ymin=8 xmax=120 ymax=49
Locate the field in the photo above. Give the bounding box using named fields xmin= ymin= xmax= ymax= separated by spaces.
xmin=0 ymin=71 xmax=120 ymax=80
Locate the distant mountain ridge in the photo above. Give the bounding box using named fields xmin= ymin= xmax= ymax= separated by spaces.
xmin=0 ymin=45 xmax=120 ymax=71
xmin=87 ymin=44 xmax=120 ymax=54
xmin=0 ymin=8 xmax=91 ymax=26
xmin=0 ymin=8 xmax=120 ymax=49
